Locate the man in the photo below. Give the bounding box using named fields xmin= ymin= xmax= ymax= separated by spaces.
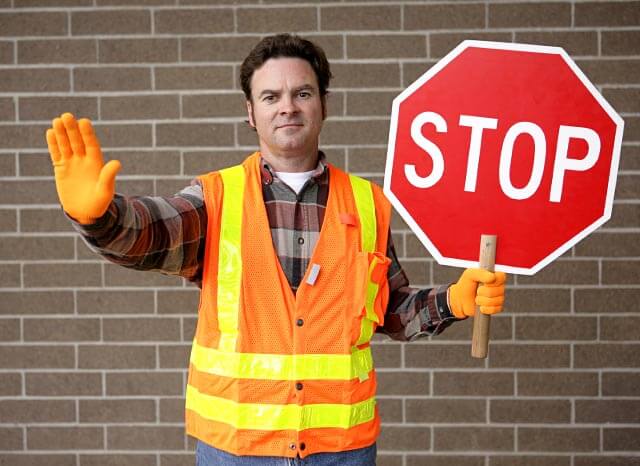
xmin=46 ymin=34 xmax=506 ymax=466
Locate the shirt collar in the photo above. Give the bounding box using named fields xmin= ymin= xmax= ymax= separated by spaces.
xmin=259 ymin=151 xmax=328 ymax=186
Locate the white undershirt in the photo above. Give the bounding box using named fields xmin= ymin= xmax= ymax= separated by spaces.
xmin=275 ymin=170 xmax=315 ymax=194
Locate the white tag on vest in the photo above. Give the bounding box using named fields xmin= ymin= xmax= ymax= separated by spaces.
xmin=306 ymin=264 xmax=321 ymax=286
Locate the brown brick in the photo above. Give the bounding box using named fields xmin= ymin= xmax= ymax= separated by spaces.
xmin=399 ymin=260 xmax=430 ymax=286
xmin=433 ymin=371 xmax=513 ymax=396
xmin=602 ymin=30 xmax=640 ymax=56
xmin=104 ymin=317 xmax=180 ymax=342
xmin=0 ymin=40 xmax=14 ymax=64
xmin=331 ymin=62 xmax=400 ymax=88
xmin=26 ymin=372 xmax=102 ymax=396
xmin=489 ymin=2 xmax=571 ymax=27
xmin=107 ymin=371 xmax=183 ymax=396
xmin=18 ymin=39 xmax=96 ymax=64
xmin=0 ymin=399 xmax=75 ymax=423
xmin=321 ymin=119 xmax=388 ymax=146
xmin=576 ymin=400 xmax=640 ymax=424
xmin=91 ymin=123 xmax=152 ymax=148
xmin=615 ymin=174 xmax=640 ymax=199
xmin=376 ymin=371 xmax=429 ymax=396
xmin=576 ymin=288 xmax=640 ymax=313
xmin=322 ymin=5 xmax=400 ymax=31
xmin=160 ymin=398 xmax=184 ymax=423
xmin=238 ymin=7 xmax=316 ymax=33
xmin=23 ymin=263 xmax=101 ymax=288
xmin=104 ymin=266 xmax=182 ymax=289
xmin=620 ymin=145 xmax=640 ymax=170
xmin=0 ymin=318 xmax=19 ymax=341
xmin=515 ymin=31 xmax=598 ymax=57
xmin=99 ymin=38 xmax=177 ymax=63
xmin=491 ymin=456 xmax=570 ymax=466
xmin=0 ymin=68 xmax=70 ymax=93
xmin=377 ymin=426 xmax=430 ymax=451
xmin=15 ymin=0 xmax=91 ymax=5
xmin=0 ymin=123 xmax=51 ymax=150
xmin=623 ymin=116 xmax=640 ymax=142
xmin=603 ymin=88 xmax=640 ymax=114
xmin=80 ymin=454 xmax=157 ymax=466
xmin=607 ymin=203 xmax=640 ymax=228
xmin=0 ymin=264 xmax=20 ymax=287
xmin=604 ymin=428 xmax=640 ymax=451
xmin=501 ymin=287 xmax=571 ymax=314
xmin=0 ymin=373 xmax=21 ymax=395
xmin=156 ymin=122 xmax=235 ymax=148
xmin=406 ymin=398 xmax=486 ymax=423
xmin=576 ymin=1 xmax=640 ymax=26
xmin=405 ymin=4 xmax=484 ymax=30
xmin=104 ymin=150 xmax=180 ymax=176
xmin=403 ymin=61 xmax=439 ymax=87
xmin=304 ymin=34 xmax=344 ymax=60
xmin=19 ymin=96 xmax=97 ymax=122
xmin=181 ymin=316 xmax=197 ymax=341
xmin=516 ymin=260 xmax=599 ymax=285
xmin=19 ymin=208 xmax=73 ymax=232
xmin=575 ymin=343 xmax=640 ymax=368
xmin=0 ymin=12 xmax=67 ymax=36
xmin=156 ymin=177 xmax=194 ymax=197
xmin=80 ymin=399 xmax=155 ymax=423
xmin=76 ymin=290 xmax=154 ymax=315
xmin=155 ymin=8 xmax=233 ymax=34
xmin=156 ymin=289 xmax=199 ymax=315
xmin=107 ymin=426 xmax=185 ymax=450
xmin=155 ymin=65 xmax=233 ymax=90
xmin=376 ymin=398 xmax=402 ymax=423
xmin=28 ymin=426 xmax=103 ymax=450
xmin=183 ymin=93 xmax=246 ymax=118
xmin=347 ymin=34 xmax=426 ymax=59
xmin=0 ymin=179 xmax=58 ymax=205
xmin=0 ymin=97 xmax=15 ymax=121
xmin=72 ymin=9 xmax=150 ymax=35
xmin=0 ymin=345 xmax=74 ymax=368
xmin=74 ymin=67 xmax=151 ymax=91
xmin=0 ymin=454 xmax=82 ymax=466
xmin=603 ymin=372 xmax=640 ymax=396
xmin=490 ymin=344 xmax=570 ymax=368
xmin=434 ymin=427 xmax=514 ymax=451
xmin=407 ymin=457 xmax=483 ymax=466
xmin=181 ymin=36 xmax=261 ymax=62
xmin=345 ymin=91 xmax=396 ymax=118
xmin=601 ymin=316 xmax=640 ymax=341
xmin=101 ymin=95 xmax=179 ymax=120
xmin=0 ymin=428 xmax=23 ymax=450
xmin=576 ymin=58 xmax=640 ymax=85
xmin=518 ymin=371 xmax=598 ymax=396
xmin=602 ymin=260 xmax=640 ymax=285
xmin=0 ymin=209 xmax=16 ymax=232
xmin=78 ymin=345 xmax=156 ymax=369
xmin=0 ymin=153 xmax=15 ymax=176
xmin=0 ymin=236 xmax=74 ymax=260
xmin=24 ymin=317 xmax=100 ymax=342
xmin=516 ymin=316 xmax=597 ymax=341
xmin=491 ymin=399 xmax=570 ymax=423
xmin=575 ymin=457 xmax=640 ymax=466
xmin=430 ymin=33 xmax=512 ymax=59
xmin=369 ymin=342 xmax=401 ymax=368
xmin=519 ymin=427 xmax=599 ymax=452
xmin=97 ymin=0 xmax=173 ymax=4
xmin=159 ymin=344 xmax=190 ymax=368
xmin=405 ymin=343 xmax=485 ymax=368
xmin=0 ymin=291 xmax=73 ymax=315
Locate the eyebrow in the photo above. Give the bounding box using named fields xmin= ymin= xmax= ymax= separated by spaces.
xmin=258 ymin=84 xmax=316 ymax=98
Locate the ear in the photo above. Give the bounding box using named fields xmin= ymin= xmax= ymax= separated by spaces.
xmin=246 ymin=100 xmax=255 ymax=128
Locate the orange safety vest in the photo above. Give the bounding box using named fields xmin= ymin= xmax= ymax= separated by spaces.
xmin=185 ymin=152 xmax=392 ymax=458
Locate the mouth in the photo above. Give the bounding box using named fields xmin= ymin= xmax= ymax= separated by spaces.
xmin=277 ymin=123 xmax=304 ymax=129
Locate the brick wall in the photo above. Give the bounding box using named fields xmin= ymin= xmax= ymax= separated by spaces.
xmin=0 ymin=0 xmax=638 ymax=465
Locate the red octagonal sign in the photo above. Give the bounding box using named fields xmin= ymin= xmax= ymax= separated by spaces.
xmin=384 ymin=41 xmax=624 ymax=275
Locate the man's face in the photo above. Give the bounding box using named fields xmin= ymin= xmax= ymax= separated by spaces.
xmin=247 ymin=57 xmax=325 ymax=161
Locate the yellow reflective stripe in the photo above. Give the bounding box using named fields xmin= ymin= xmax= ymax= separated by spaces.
xmin=191 ymin=339 xmax=373 ymax=381
xmin=355 ymin=261 xmax=381 ymax=347
xmin=186 ymin=384 xmax=376 ymax=430
xmin=349 ymin=174 xmax=376 ymax=254
xmin=217 ymin=165 xmax=245 ymax=353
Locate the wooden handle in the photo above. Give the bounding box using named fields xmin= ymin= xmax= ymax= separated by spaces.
xmin=471 ymin=234 xmax=497 ymax=359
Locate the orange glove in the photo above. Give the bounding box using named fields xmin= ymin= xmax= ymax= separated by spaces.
xmin=449 ymin=268 xmax=507 ymax=319
xmin=46 ymin=113 xmax=121 ymax=224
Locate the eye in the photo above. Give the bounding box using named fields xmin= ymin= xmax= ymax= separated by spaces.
xmin=263 ymin=95 xmax=276 ymax=103
xmin=298 ymin=91 xmax=311 ymax=98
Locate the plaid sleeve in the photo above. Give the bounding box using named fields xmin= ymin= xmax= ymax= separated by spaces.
xmin=375 ymin=229 xmax=462 ymax=342
xmin=69 ymin=179 xmax=207 ymax=286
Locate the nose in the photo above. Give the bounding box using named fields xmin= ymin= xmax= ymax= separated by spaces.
xmin=279 ymin=94 xmax=299 ymax=115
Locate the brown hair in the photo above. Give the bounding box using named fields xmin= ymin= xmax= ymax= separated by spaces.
xmin=240 ymin=33 xmax=332 ymax=101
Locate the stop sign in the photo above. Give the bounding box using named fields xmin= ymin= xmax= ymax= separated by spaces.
xmin=384 ymin=40 xmax=624 ymax=275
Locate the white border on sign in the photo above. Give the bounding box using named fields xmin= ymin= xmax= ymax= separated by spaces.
xmin=383 ymin=40 xmax=625 ymax=276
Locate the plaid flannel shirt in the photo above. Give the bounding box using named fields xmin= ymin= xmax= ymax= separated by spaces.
xmin=73 ymin=153 xmax=458 ymax=341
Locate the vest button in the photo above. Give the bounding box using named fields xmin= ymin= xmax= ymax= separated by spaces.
xmin=289 ymin=443 xmax=296 ymax=450
xmin=297 ymin=237 xmax=304 ymax=244
xmin=296 ymin=318 xmax=304 ymax=327
xmin=300 ymin=442 xmax=306 ymax=451
xmin=296 ymin=382 xmax=303 ymax=390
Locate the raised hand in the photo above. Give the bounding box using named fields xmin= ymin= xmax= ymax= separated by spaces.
xmin=46 ymin=113 xmax=121 ymax=224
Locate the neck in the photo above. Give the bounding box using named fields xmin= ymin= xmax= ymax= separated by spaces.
xmin=260 ymin=148 xmax=318 ymax=173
